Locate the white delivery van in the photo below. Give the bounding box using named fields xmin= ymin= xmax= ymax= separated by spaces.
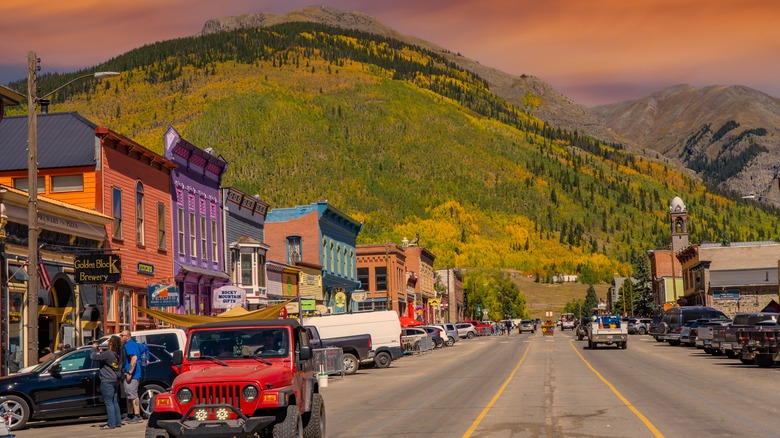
xmin=304 ymin=310 xmax=403 ymax=368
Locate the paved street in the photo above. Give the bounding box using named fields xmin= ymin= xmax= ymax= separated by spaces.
xmin=11 ymin=329 xmax=780 ymax=437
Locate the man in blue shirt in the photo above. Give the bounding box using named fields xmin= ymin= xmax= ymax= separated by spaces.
xmin=120 ymin=330 xmax=143 ymax=423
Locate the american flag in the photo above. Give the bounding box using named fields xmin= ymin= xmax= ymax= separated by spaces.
xmin=38 ymin=253 xmax=52 ymax=291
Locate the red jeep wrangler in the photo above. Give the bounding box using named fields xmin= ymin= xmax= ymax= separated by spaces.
xmin=145 ymin=319 xmax=325 ymax=438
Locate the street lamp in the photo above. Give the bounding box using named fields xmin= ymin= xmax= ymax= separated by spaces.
xmin=25 ymin=50 xmax=119 ymax=366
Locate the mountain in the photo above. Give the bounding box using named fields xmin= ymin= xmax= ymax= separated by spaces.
xmin=5 ymin=19 xmax=780 ymax=284
xmin=201 ymin=5 xmax=616 ymax=144
xmin=593 ymin=84 xmax=780 ymax=206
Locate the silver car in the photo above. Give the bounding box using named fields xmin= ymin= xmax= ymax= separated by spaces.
xmin=455 ymin=322 xmax=477 ymax=339
xmin=518 ymin=320 xmax=536 ymax=333
xmin=431 ymin=323 xmax=459 ymax=346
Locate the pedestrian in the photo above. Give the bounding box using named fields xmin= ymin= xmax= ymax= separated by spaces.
xmin=91 ymin=336 xmax=122 ymax=430
xmin=120 ymin=330 xmax=143 ymax=423
xmin=505 ymin=320 xmax=512 ymax=336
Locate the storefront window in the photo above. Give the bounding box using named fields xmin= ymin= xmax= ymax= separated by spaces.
xmin=118 ymin=290 xmax=131 ymax=330
xmin=241 ymin=253 xmax=253 ymax=286
xmin=106 ymin=287 xmax=116 ymax=321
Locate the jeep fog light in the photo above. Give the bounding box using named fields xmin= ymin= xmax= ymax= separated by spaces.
xmin=215 ymin=407 xmax=230 ymax=421
xmin=194 ymin=408 xmax=209 ymax=422
xmin=176 ymin=387 xmax=193 ymax=404
xmin=243 ymin=385 xmax=258 ymax=401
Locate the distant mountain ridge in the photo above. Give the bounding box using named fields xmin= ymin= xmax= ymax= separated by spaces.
xmin=593 ymin=84 xmax=780 ymax=206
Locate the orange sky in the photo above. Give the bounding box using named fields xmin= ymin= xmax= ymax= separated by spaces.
xmin=1 ymin=0 xmax=778 ymax=106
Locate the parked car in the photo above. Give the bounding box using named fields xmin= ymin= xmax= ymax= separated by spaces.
xmin=402 ymin=327 xmax=436 ymax=352
xmin=627 ymin=318 xmax=653 ymax=335
xmin=648 ymin=316 xmax=665 ymax=341
xmin=518 ymin=320 xmax=536 ymax=334
xmin=464 ymin=320 xmax=493 ymax=336
xmin=657 ymin=306 xmax=729 ymax=345
xmin=680 ymin=320 xmax=707 ymax=346
xmin=98 ymin=328 xmax=187 ymax=354
xmin=430 ymin=323 xmax=459 ymax=346
xmin=0 ymin=344 xmax=176 ymax=431
xmin=420 ymin=326 xmax=446 ymax=348
xmin=576 ymin=317 xmax=590 ymax=340
xmin=455 ymin=322 xmax=478 ymax=339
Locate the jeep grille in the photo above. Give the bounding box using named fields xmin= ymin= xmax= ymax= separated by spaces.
xmin=193 ymin=384 xmax=242 ymax=408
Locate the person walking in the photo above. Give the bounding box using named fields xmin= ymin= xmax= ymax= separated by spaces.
xmin=120 ymin=330 xmax=143 ymax=424
xmin=91 ymin=336 xmax=122 ymax=430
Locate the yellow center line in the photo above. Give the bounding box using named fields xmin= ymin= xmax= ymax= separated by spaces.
xmin=462 ymin=342 xmax=531 ymax=438
xmin=568 ymin=341 xmax=664 ymax=438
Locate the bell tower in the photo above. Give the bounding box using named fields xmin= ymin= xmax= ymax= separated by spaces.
xmin=669 ymin=196 xmax=688 ymax=252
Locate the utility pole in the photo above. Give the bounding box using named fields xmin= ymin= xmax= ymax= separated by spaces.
xmin=385 ymin=239 xmax=391 ymax=312
xmin=26 ymin=51 xmax=40 ymax=366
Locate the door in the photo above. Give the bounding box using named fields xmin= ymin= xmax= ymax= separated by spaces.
xmin=32 ymin=349 xmax=102 ymax=418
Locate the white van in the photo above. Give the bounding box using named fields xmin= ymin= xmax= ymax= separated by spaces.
xmin=304 ymin=310 xmax=403 ymax=368
xmin=99 ymin=328 xmax=187 ymax=354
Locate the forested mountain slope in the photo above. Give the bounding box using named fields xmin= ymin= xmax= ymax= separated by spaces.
xmin=7 ymin=22 xmax=780 ymax=282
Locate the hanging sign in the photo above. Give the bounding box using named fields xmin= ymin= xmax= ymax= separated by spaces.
xmin=148 ymin=284 xmax=179 ymax=307
xmin=74 ymin=255 xmax=122 ymax=284
xmin=212 ymin=286 xmax=246 ymax=309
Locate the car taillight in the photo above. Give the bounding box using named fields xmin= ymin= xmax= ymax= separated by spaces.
xmin=368 ymin=336 xmax=372 ymax=350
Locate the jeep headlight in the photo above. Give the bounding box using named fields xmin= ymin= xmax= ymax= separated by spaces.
xmin=177 ymin=387 xmax=193 ymax=404
xmin=242 ymin=385 xmax=258 ymax=401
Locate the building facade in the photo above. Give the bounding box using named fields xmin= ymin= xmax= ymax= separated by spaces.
xmin=434 ymin=268 xmax=463 ymax=323
xmin=163 ymin=127 xmax=228 ymax=315
xmin=265 ymin=201 xmax=362 ymax=314
xmin=222 ymin=187 xmax=269 ymax=309
xmin=402 ymin=242 xmax=437 ymax=323
xmin=356 ymin=243 xmax=406 ymax=313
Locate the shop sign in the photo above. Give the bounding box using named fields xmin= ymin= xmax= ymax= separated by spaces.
xmin=213 ymin=286 xmax=246 ymax=309
xmin=334 ymin=290 xmax=347 ymax=313
xmin=74 ymin=255 xmax=121 ymax=284
xmin=714 ymin=290 xmax=740 ymax=300
xmin=148 ymin=284 xmax=179 ymax=307
xmin=137 ymin=262 xmax=155 ymax=276
xmin=301 ymin=298 xmax=316 ymax=311
xmin=351 ymin=291 xmax=367 ymax=302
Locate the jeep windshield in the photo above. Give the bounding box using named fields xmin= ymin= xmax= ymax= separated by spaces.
xmin=187 ymin=328 xmax=289 ymax=360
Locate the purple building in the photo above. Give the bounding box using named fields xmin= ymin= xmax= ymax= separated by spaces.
xmin=164 ymin=127 xmax=228 ymax=315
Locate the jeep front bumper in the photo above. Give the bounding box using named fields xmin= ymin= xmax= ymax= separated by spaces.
xmin=158 ymin=404 xmax=275 ymax=438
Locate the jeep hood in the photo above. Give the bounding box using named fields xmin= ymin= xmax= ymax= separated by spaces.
xmin=174 ymin=363 xmax=292 ymax=388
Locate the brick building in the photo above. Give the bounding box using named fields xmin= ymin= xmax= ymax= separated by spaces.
xmin=356 ymin=243 xmax=406 ymax=313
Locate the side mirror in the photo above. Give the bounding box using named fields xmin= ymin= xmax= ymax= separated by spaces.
xmin=299 ymin=346 xmax=312 ymax=361
xmin=172 ymin=350 xmax=183 ymax=366
xmin=49 ymin=363 xmax=62 ymax=375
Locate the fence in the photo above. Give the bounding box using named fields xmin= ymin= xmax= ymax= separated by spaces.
xmin=402 ymin=336 xmax=435 ymax=355
xmin=313 ymin=347 xmax=345 ymax=378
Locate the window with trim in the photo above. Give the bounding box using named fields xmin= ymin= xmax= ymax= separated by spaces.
xmin=200 ymin=217 xmax=207 ymax=260
xmin=343 ymin=247 xmax=348 ymax=277
xmin=211 ymin=220 xmax=218 ymax=262
xmin=112 ymin=187 xmax=123 ymax=240
xmin=336 ymin=244 xmax=342 ymax=275
xmin=106 ymin=287 xmax=116 ymax=322
xmin=177 ymin=208 xmax=184 ymax=255
xmin=329 ymin=241 xmax=334 ymax=273
xmin=257 ymin=253 xmax=266 ymax=287
xmin=13 ymin=177 xmax=45 ymax=193
xmin=357 ymin=268 xmax=369 ymax=290
xmin=51 ymin=174 xmax=84 ymax=192
xmin=136 ymin=181 xmax=144 ymax=246
xmin=241 ymin=253 xmax=253 ymax=286
xmin=189 ymin=213 xmax=196 ymax=258
xmin=287 ymin=236 xmax=301 ymax=264
xmin=157 ymin=203 xmax=166 ymax=250
xmin=322 ymin=239 xmax=328 ymax=271
xmin=375 ymin=267 xmax=387 ymax=291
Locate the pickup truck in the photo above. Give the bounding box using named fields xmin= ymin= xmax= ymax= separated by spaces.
xmin=711 ymin=312 xmax=778 ymax=359
xmin=737 ymin=320 xmax=780 ymax=367
xmin=587 ymin=315 xmax=628 ymax=349
xmin=560 ymin=313 xmax=576 ymax=331
xmin=464 ymin=320 xmax=493 ymax=336
xmin=305 ymin=325 xmax=373 ymax=375
xmin=145 ymin=319 xmax=324 ymax=438
xmin=694 ymin=320 xmax=731 ymax=352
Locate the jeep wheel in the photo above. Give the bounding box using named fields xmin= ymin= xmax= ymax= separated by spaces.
xmin=302 ymin=393 xmax=325 ymax=438
xmin=342 ymin=353 xmax=359 ymax=375
xmin=0 ymin=395 xmax=30 ymax=431
xmin=272 ymin=405 xmax=303 ymax=438
xmin=374 ymin=351 xmax=392 ymax=368
xmin=140 ymin=384 xmax=166 ymax=418
xmin=146 ymin=411 xmax=177 ymax=437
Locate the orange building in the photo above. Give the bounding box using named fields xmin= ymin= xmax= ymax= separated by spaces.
xmin=355 ymin=243 xmax=406 ymax=314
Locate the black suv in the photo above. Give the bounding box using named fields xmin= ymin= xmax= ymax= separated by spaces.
xmin=0 ymin=344 xmax=176 ymax=431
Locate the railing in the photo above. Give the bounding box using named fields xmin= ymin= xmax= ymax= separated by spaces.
xmin=402 ymin=336 xmax=435 ymax=355
xmin=313 ymin=347 xmax=345 ymax=378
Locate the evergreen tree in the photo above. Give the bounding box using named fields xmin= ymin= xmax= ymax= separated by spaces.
xmin=583 ymin=284 xmax=599 ymax=316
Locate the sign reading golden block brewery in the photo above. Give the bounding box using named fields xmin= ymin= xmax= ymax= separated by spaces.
xmin=74 ymin=255 xmax=122 ymax=284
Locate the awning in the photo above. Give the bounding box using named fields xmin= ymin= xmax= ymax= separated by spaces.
xmin=137 ymin=299 xmax=294 ymax=327
xmin=179 ymin=265 xmax=230 ymax=280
